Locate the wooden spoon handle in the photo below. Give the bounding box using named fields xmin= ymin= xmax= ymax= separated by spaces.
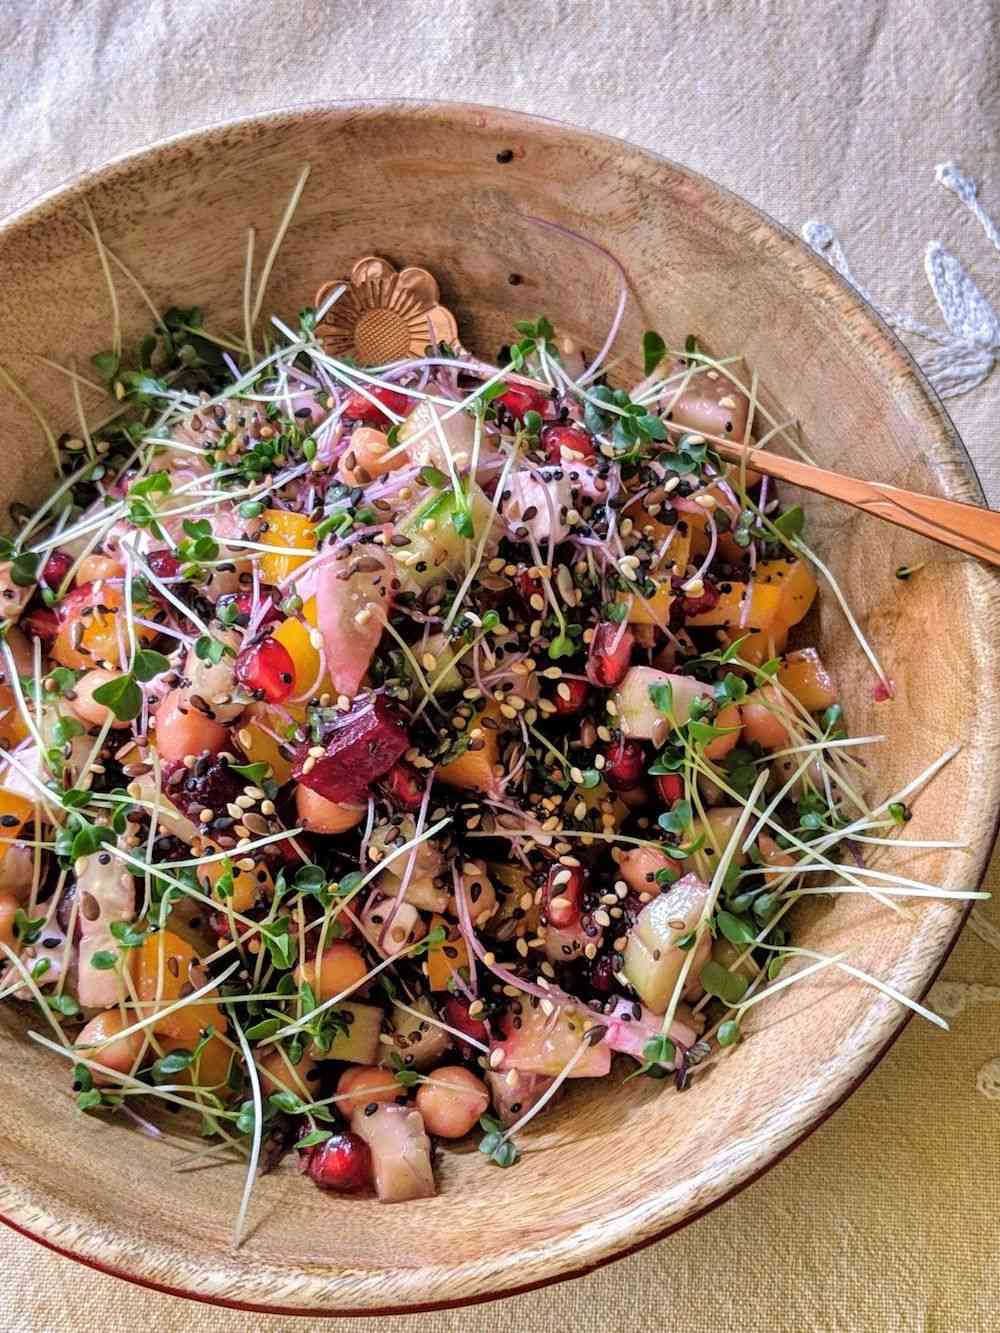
xmin=713 ymin=441 xmax=1000 ymax=567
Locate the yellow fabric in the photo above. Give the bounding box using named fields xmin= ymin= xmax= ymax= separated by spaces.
xmin=3 ymin=1 xmax=999 ymax=1329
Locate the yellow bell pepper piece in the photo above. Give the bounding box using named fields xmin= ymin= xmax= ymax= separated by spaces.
xmin=259 ymin=509 xmax=316 ymax=585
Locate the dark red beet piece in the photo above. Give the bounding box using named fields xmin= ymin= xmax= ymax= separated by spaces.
xmin=235 ymin=637 xmax=296 ymax=703
xmin=380 ymin=760 xmax=424 ymax=811
xmin=165 ymin=752 xmax=243 ymax=821
xmin=544 ymin=864 xmax=584 ymax=927
xmin=306 ymin=1131 xmax=372 ymax=1192
xmin=655 ymin=772 xmax=684 ymax=805
xmin=292 ymin=691 xmax=409 ymax=804
xmin=542 ymin=424 xmax=595 ymax=462
xmin=496 ymin=384 xmax=549 ymax=421
xmin=552 ymin=679 xmax=589 ymax=716
xmin=147 ymin=549 xmax=182 ymax=579
xmin=39 ymin=550 xmax=73 ymax=589
xmin=343 ymin=385 xmax=409 ymax=424
xmin=604 ymin=738 xmax=646 ymax=791
xmin=586 ymin=621 xmax=634 ymax=687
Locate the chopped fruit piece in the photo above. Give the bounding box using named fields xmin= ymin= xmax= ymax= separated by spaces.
xmin=295 ymin=785 xmax=366 ymax=834
xmin=295 ymin=941 xmax=367 ymax=1000
xmin=258 ymin=509 xmax=316 ymax=585
xmin=777 ymin=647 xmax=838 ymax=712
xmin=306 ymin=1132 xmax=372 ymax=1192
xmin=487 ymin=1069 xmax=556 ymax=1128
xmin=627 ymin=581 xmax=673 ymax=625
xmin=350 ymin=1103 xmax=436 ymax=1203
xmin=315 ymin=546 xmax=395 ymax=696
xmin=587 ymin=621 xmax=634 ymax=687
xmin=425 ymin=913 xmax=470 ymax=991
xmin=623 ymin=873 xmax=710 ymax=1013
xmin=217 ymin=589 xmax=282 ymax=628
xmin=270 ymin=613 xmax=324 ymax=697
xmin=198 ymin=854 xmax=273 ymax=913
xmin=235 ymin=636 xmax=296 ymax=703
xmin=147 ymin=549 xmax=181 ymax=579
xmin=39 ymin=550 xmax=73 ymax=589
xmin=0 ymin=684 xmax=28 ymax=750
xmin=259 ymin=1048 xmax=318 ymax=1099
xmin=323 ymin=1002 xmax=384 ymax=1065
xmin=496 ymin=383 xmax=549 ymax=421
xmin=390 ymin=996 xmax=452 ymax=1070
xmin=541 ymin=424 xmax=595 ymax=462
xmin=493 ymin=1001 xmax=610 ymax=1078
xmin=51 ymin=579 xmax=156 ymax=669
xmin=437 ymin=699 xmax=503 ymax=794
xmin=741 ymin=684 xmax=791 ymax=749
xmin=292 ymin=691 xmax=408 ymax=804
xmin=343 ymin=385 xmax=409 ymax=424
xmin=659 ymin=357 xmax=750 ymax=441
xmin=615 ymin=666 xmax=712 ymax=740
xmin=133 ymin=930 xmax=226 ymax=1048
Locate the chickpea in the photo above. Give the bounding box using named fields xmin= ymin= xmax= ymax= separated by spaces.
xmin=0 ymin=845 xmax=34 ymax=899
xmin=704 ymin=702 xmax=743 ymax=761
xmin=337 ymin=428 xmax=407 ymax=487
xmin=415 ymin=1066 xmax=489 ymax=1138
xmin=154 ymin=687 xmax=228 ymax=762
xmin=295 ymin=941 xmax=367 ymax=1001
xmin=75 ymin=1010 xmax=146 ymax=1087
xmin=181 ymin=628 xmax=242 ymax=722
xmin=258 ymin=1047 xmax=318 ymax=1099
xmin=336 ymin=1065 xmax=401 ymax=1117
xmin=0 ymin=625 xmax=32 ymax=680
xmin=75 ymin=554 xmax=125 ymax=584
xmin=295 ymin=785 xmax=366 ymax=834
xmin=69 ymin=669 xmax=134 ymax=730
xmin=0 ymin=891 xmax=18 ymax=949
xmin=741 ymin=686 xmax=791 ymax=750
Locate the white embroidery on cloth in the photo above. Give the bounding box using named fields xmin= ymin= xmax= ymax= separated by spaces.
xmin=802 ymin=163 xmax=1000 ymax=399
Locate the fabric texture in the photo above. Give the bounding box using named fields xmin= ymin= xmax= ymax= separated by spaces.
xmin=1 ymin=1 xmax=998 ymax=1329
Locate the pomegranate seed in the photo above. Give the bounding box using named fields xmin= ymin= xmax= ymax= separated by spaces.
xmin=442 ymin=996 xmax=489 ymax=1056
xmin=148 ymin=549 xmax=181 ymax=579
xmin=343 ymin=385 xmax=409 ymax=424
xmin=553 ymin=679 xmax=590 ymax=716
xmin=604 ymin=738 xmax=646 ymax=791
xmin=40 ymin=550 xmax=73 ymax=589
xmin=587 ymin=952 xmax=616 ymax=994
xmin=22 ymin=607 xmax=59 ymax=640
xmin=655 ymin=773 xmax=684 ymax=804
xmin=678 ymin=575 xmax=720 ymax=618
xmin=380 ymin=760 xmax=424 ymax=811
xmin=235 ymin=637 xmax=296 ymax=703
xmin=306 ymin=1132 xmax=372 ymax=1192
xmin=586 ymin=621 xmax=634 ymax=687
xmin=496 ymin=384 xmax=549 ymax=421
xmin=541 ymin=425 xmax=595 ymax=462
xmin=217 ymin=590 xmax=282 ymax=627
xmin=293 ymin=691 xmax=409 ymax=804
xmin=544 ymin=864 xmax=584 ymax=927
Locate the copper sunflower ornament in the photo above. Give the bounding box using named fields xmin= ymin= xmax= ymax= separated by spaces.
xmin=315 ymin=255 xmax=459 ymax=366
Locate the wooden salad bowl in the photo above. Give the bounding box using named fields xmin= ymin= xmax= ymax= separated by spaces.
xmin=0 ymin=102 xmax=997 ymax=1316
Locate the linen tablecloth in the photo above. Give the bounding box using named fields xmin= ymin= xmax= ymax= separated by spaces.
xmin=2 ymin=2 xmax=998 ymax=1329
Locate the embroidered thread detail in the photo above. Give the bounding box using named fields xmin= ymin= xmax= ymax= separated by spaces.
xmin=803 ymin=162 xmax=1000 ymax=398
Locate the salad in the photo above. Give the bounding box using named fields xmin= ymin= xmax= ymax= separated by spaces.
xmin=0 ymin=193 xmax=968 ymax=1235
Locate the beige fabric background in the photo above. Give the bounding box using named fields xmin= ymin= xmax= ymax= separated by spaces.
xmin=2 ymin=1 xmax=999 ymax=1329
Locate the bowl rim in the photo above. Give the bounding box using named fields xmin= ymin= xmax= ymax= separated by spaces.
xmin=0 ymin=97 xmax=994 ymax=1317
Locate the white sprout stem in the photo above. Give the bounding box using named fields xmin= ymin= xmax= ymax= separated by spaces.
xmin=83 ymin=199 xmax=121 ymax=358
xmin=792 ymin=535 xmax=891 ymax=690
xmin=251 ymin=164 xmax=311 ymax=325
xmin=0 ymin=363 xmax=61 ymax=471
xmin=228 ymin=1013 xmax=264 ymax=1249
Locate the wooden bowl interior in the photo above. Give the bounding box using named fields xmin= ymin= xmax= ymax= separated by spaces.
xmin=0 ymin=104 xmax=995 ymax=1313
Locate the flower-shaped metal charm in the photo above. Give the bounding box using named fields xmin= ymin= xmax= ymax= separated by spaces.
xmin=315 ymin=256 xmax=459 ymax=365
